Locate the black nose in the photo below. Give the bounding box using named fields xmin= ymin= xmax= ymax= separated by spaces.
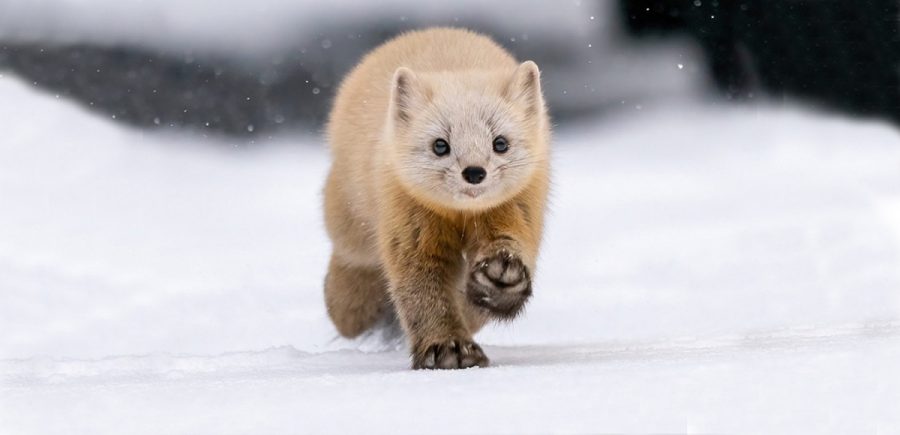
xmin=462 ymin=166 xmax=487 ymax=185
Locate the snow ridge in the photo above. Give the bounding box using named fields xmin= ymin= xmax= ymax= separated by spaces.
xmin=4 ymin=320 xmax=899 ymax=388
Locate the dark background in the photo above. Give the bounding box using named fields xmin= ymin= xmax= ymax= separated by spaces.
xmin=0 ymin=0 xmax=897 ymax=139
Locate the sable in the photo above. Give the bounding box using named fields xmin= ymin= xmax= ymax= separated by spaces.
xmin=323 ymin=28 xmax=551 ymax=369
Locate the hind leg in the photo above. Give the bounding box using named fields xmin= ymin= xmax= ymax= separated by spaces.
xmin=324 ymin=255 xmax=390 ymax=338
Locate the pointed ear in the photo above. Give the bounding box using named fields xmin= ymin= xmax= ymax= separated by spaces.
xmin=505 ymin=60 xmax=544 ymax=119
xmin=389 ymin=67 xmax=426 ymax=124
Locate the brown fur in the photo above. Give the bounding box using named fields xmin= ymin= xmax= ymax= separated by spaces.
xmin=323 ymin=28 xmax=550 ymax=369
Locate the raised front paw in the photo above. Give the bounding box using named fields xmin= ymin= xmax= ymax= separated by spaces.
xmin=467 ymin=248 xmax=532 ymax=319
xmin=413 ymin=337 xmax=489 ymax=369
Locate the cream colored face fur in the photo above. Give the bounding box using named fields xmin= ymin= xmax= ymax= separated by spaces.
xmin=385 ymin=62 xmax=546 ymax=212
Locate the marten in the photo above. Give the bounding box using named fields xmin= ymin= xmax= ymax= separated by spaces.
xmin=323 ymin=27 xmax=550 ymax=369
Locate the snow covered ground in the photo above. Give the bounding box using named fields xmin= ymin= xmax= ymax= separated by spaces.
xmin=0 ymin=0 xmax=607 ymax=54
xmin=2 ymin=74 xmax=900 ymax=434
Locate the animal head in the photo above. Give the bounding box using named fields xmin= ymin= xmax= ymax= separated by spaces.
xmin=384 ymin=61 xmax=549 ymax=212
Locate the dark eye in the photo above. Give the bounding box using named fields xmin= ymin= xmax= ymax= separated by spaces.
xmin=492 ymin=136 xmax=509 ymax=154
xmin=432 ymin=138 xmax=450 ymax=156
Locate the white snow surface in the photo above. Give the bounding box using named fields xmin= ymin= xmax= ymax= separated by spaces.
xmin=0 ymin=0 xmax=602 ymax=54
xmin=2 ymin=76 xmax=900 ymax=433
xmin=0 ymin=0 xmax=709 ymax=113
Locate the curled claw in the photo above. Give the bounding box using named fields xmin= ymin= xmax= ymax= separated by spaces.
xmin=413 ymin=338 xmax=489 ymax=370
xmin=466 ymin=249 xmax=532 ymax=319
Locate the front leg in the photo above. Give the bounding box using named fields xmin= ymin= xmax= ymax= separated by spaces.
xmin=467 ymin=236 xmax=533 ymax=319
xmin=381 ymin=209 xmax=489 ymax=370
xmin=465 ymin=199 xmax=542 ymax=321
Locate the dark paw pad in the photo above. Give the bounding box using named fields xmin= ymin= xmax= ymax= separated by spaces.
xmin=467 ymin=249 xmax=532 ymax=319
xmin=413 ymin=338 xmax=489 ymax=370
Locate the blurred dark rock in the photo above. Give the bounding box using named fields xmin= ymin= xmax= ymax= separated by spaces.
xmin=0 ymin=19 xmax=588 ymax=139
xmin=0 ymin=43 xmax=327 ymax=137
xmin=620 ymin=0 xmax=900 ymax=124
